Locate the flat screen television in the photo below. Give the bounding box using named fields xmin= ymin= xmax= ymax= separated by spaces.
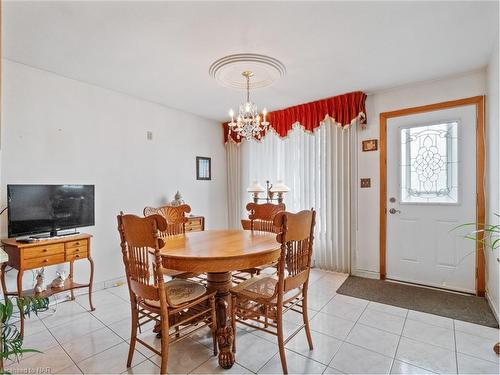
xmin=7 ymin=184 xmax=95 ymax=238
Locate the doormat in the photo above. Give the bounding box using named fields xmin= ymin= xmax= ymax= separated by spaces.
xmin=337 ymin=276 xmax=498 ymax=328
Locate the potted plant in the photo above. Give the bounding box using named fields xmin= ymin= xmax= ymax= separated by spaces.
xmin=0 ymin=296 xmax=49 ymax=373
xmin=460 ymin=213 xmax=499 ymax=355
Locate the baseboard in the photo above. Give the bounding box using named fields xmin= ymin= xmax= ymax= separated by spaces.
xmin=485 ymin=289 xmax=500 ymax=323
xmin=351 ymin=269 xmax=380 ymax=279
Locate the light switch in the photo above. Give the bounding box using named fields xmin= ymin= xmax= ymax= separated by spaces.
xmin=360 ymin=178 xmax=371 ymax=188
xmin=147 ymin=131 xmax=153 ymax=140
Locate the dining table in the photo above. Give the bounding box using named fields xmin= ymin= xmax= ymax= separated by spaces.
xmin=160 ymin=229 xmax=281 ymax=369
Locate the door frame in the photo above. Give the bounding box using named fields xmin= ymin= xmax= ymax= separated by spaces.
xmin=379 ymin=96 xmax=485 ymax=296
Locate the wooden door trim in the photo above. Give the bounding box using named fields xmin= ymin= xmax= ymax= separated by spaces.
xmin=379 ymin=96 xmax=486 ymax=296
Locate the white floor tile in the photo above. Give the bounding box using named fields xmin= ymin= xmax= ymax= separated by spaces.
xmin=332 ymin=294 xmax=369 ymax=308
xmin=346 ymin=323 xmax=400 ymax=357
xmin=49 ymin=312 xmax=105 ymax=344
xmin=149 ymin=338 xmax=214 ymax=374
xmin=455 ymin=330 xmax=500 ymax=363
xmin=21 ymin=327 xmax=60 ymax=358
xmin=64 ymin=326 xmax=124 ymax=363
xmin=310 ymin=312 xmax=356 ymax=340
xmin=91 ymin=300 xmax=131 ymax=325
xmin=186 ymin=325 xmax=217 ymax=350
xmin=395 ymin=337 xmax=457 ymax=374
xmin=390 ymin=360 xmax=436 ymax=374
xmin=122 ymin=359 xmax=160 ymax=374
xmin=232 ymin=331 xmax=279 ymax=373
xmin=193 ymin=357 xmax=253 ymax=374
xmin=76 ymin=288 xmax=125 ymax=307
xmin=251 ymin=319 xmax=301 ymax=343
xmin=57 ymin=363 xmax=83 ymax=374
xmin=330 ymin=342 xmax=393 ymax=374
xmin=7 ymin=345 xmax=75 ymax=374
xmin=283 ymin=308 xmax=317 ymax=326
xmin=406 ymin=310 xmax=454 ymax=330
xmin=321 ymin=297 xmax=366 ymax=322
xmin=306 ymin=289 xmax=336 ymax=311
xmin=322 ymin=367 xmax=345 ymax=374
xmin=258 ymin=349 xmax=326 ymax=374
xmin=77 ymin=341 xmax=147 ymax=374
xmin=367 ymin=301 xmax=408 ymax=318
xmin=457 ymin=352 xmax=500 ymax=374
xmin=454 ymin=319 xmax=500 ymax=341
xmin=358 ymin=308 xmax=406 ymax=335
xmin=108 ymin=284 xmax=132 ymax=301
xmin=402 ymin=318 xmax=455 ymax=350
xmin=286 ymin=329 xmax=342 ymax=365
xmin=38 ymin=300 xmax=88 ymax=329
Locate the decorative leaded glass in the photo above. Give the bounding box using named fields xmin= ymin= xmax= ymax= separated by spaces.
xmin=400 ymin=121 xmax=458 ymax=204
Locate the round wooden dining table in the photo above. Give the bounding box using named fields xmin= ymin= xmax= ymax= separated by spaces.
xmin=160 ymin=229 xmax=281 ymax=369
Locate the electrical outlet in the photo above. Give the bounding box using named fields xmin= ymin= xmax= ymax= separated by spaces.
xmin=146 ymin=131 xmax=153 ymax=140
xmin=360 ymin=178 xmax=371 ymax=188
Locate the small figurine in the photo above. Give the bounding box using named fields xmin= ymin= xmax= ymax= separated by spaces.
xmin=34 ymin=268 xmax=46 ymax=293
xmin=51 ymin=271 xmax=67 ymax=289
xmin=170 ymin=191 xmax=185 ymax=206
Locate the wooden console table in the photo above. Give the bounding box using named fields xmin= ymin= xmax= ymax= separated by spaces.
xmin=1 ymin=233 xmax=95 ymax=336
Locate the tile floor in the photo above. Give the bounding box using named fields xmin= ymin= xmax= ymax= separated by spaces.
xmin=6 ymin=270 xmax=500 ymax=374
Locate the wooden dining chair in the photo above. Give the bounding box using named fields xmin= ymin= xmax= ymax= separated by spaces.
xmin=233 ymin=202 xmax=286 ymax=283
xmin=230 ymin=209 xmax=316 ymax=374
xmin=117 ymin=212 xmax=217 ymax=374
xmin=143 ymin=204 xmax=200 ymax=280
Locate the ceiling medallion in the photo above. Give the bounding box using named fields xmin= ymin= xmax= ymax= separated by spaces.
xmin=210 ymin=54 xmax=285 ymax=140
xmin=209 ymin=53 xmax=286 ymax=90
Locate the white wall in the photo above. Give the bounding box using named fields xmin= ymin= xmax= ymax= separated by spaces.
xmin=486 ymin=41 xmax=499 ymax=319
xmin=352 ymin=70 xmax=487 ymax=277
xmin=0 ymin=60 xmax=228 ymax=290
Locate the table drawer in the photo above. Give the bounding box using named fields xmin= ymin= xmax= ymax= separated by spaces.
xmin=24 ymin=253 xmax=66 ymax=269
xmin=67 ymin=246 xmax=87 ymax=256
xmin=23 ymin=244 xmax=65 ymax=260
xmin=67 ymin=251 xmax=88 ymax=262
xmin=66 ymin=239 xmax=88 ymax=249
xmin=185 ymin=224 xmax=202 ymax=232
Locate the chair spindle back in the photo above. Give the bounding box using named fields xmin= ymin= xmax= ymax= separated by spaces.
xmin=246 ymin=202 xmax=286 ymax=233
xmin=273 ymin=209 xmax=316 ymax=294
xmin=117 ymin=213 xmax=168 ymax=303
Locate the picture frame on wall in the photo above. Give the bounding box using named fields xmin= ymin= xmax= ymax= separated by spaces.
xmin=196 ymin=156 xmax=211 ymax=180
xmin=362 ymin=139 xmax=378 ymax=152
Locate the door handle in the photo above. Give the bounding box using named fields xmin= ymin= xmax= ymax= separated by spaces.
xmin=389 ymin=208 xmax=401 ymax=214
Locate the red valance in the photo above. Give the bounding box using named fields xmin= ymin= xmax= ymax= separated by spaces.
xmin=223 ymin=91 xmax=367 ymax=143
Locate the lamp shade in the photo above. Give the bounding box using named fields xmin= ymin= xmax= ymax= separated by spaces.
xmin=247 ymin=181 xmax=265 ymax=192
xmin=270 ymin=180 xmax=290 ymax=193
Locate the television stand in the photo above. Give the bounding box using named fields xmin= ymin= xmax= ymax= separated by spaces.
xmin=29 ymin=230 xmax=80 ymax=239
xmin=1 ymin=233 xmax=95 ymax=337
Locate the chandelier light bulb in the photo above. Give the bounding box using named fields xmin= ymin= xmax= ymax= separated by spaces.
xmin=226 ymin=70 xmax=271 ymax=140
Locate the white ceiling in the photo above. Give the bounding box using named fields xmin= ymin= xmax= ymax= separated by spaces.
xmin=3 ymin=1 xmax=499 ymax=121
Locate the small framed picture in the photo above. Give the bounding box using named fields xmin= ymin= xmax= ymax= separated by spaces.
xmin=196 ymin=157 xmax=211 ymax=180
xmin=362 ymin=139 xmax=378 ymax=152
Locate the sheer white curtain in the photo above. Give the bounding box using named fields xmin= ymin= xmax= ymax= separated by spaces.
xmin=226 ymin=140 xmax=242 ymax=229
xmin=232 ymin=119 xmax=356 ymax=272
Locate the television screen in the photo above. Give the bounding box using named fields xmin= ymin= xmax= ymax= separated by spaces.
xmin=7 ymin=184 xmax=95 ymax=238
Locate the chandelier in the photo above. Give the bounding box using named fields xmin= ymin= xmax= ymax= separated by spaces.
xmin=227 ymin=71 xmax=270 ymax=140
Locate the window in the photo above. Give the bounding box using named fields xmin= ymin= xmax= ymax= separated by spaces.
xmin=400 ymin=121 xmax=458 ymax=204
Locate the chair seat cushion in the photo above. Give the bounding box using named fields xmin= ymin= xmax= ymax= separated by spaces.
xmin=231 ymin=274 xmax=278 ymax=300
xmin=145 ymin=279 xmax=206 ymax=308
xmin=231 ymin=274 xmax=302 ymax=303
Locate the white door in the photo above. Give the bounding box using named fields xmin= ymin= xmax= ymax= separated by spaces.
xmin=386 ymin=105 xmax=477 ymax=293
